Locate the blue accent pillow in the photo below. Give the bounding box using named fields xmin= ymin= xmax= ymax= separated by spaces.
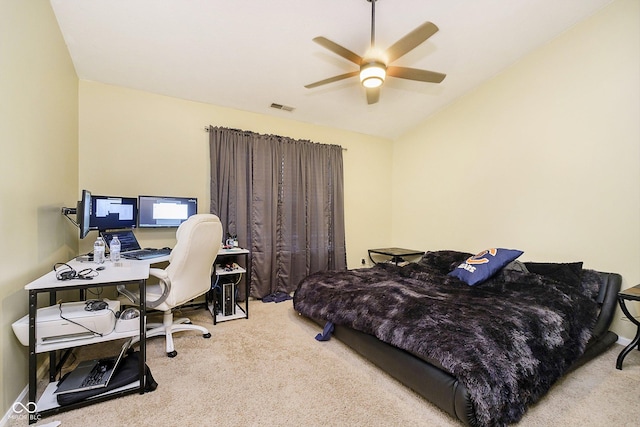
xmin=448 ymin=248 xmax=524 ymax=286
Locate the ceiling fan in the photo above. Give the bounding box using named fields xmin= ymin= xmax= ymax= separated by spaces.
xmin=305 ymin=0 xmax=446 ymax=105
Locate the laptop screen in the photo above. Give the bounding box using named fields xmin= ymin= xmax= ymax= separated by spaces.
xmin=101 ymin=230 xmax=141 ymax=252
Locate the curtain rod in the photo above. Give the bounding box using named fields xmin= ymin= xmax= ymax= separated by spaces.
xmin=204 ymin=125 xmax=347 ymax=151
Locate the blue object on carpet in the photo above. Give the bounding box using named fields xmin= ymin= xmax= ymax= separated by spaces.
xmin=261 ymin=291 xmax=292 ymax=303
xmin=315 ymin=321 xmax=334 ymax=341
xmin=261 ymin=293 xmax=276 ymax=303
xmin=274 ymin=292 xmax=292 ymax=303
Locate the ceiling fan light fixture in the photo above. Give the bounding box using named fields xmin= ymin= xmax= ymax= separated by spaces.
xmin=359 ymin=61 xmax=386 ymax=88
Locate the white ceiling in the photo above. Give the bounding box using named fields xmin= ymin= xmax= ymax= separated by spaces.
xmin=50 ymin=0 xmax=613 ymax=140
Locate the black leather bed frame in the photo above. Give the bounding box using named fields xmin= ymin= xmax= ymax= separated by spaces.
xmin=310 ymin=271 xmax=621 ymax=426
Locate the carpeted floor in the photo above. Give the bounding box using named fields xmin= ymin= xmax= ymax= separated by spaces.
xmin=16 ymin=299 xmax=640 ymax=427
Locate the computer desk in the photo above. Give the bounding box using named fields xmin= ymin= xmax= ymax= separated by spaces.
xmin=24 ymin=256 xmax=169 ymax=424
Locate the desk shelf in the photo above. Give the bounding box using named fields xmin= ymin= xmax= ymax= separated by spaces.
xmin=23 ymin=259 xmax=150 ymax=424
xmin=207 ymin=248 xmax=250 ymax=325
xmin=35 ymin=380 xmax=141 ymax=413
xmin=34 ymin=329 xmax=140 ymax=354
xmin=207 ymin=301 xmax=247 ymax=322
xmin=215 ymin=265 xmax=247 ymax=276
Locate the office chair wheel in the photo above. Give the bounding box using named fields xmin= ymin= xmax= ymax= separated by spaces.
xmin=167 ymin=350 xmax=178 ymax=358
xmin=203 ymin=333 xmax=211 ymax=339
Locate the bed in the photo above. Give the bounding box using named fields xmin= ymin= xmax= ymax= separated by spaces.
xmin=293 ymin=249 xmax=621 ymax=427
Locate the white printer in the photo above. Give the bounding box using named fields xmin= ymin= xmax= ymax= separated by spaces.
xmin=12 ymin=299 xmax=120 ymax=346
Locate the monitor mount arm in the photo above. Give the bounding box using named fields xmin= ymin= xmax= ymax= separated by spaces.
xmin=61 ymin=207 xmax=79 ymax=227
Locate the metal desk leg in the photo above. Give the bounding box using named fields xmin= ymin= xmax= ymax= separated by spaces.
xmin=28 ymin=290 xmax=38 ymax=424
xmin=139 ymin=278 xmax=146 ymax=392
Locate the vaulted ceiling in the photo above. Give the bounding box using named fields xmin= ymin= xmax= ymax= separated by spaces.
xmin=50 ymin=0 xmax=613 ymax=139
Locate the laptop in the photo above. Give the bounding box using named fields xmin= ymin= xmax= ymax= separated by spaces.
xmin=100 ymin=230 xmax=170 ymax=260
xmin=55 ymin=339 xmax=131 ymax=395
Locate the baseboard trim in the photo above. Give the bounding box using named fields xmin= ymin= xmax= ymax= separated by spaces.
xmin=617 ymin=336 xmax=632 ymax=347
xmin=1 ymin=359 xmax=50 ymax=427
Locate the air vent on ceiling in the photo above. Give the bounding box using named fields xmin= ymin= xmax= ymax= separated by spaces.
xmin=270 ymin=103 xmax=295 ymax=112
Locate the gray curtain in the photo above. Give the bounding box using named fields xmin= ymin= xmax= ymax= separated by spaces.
xmin=209 ymin=127 xmax=346 ymax=298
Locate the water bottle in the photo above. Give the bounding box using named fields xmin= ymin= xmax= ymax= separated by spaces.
xmin=110 ymin=235 xmax=121 ymax=263
xmin=93 ymin=236 xmax=105 ymax=264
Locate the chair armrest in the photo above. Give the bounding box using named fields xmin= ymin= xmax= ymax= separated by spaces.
xmin=116 ymin=268 xmax=172 ymax=309
xmin=149 ymin=268 xmax=168 ymax=280
xmin=116 ymin=284 xmax=140 ymax=306
xmin=147 ymin=268 xmax=172 ymax=308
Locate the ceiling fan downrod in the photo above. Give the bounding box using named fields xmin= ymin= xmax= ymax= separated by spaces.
xmin=369 ymin=0 xmax=377 ymax=48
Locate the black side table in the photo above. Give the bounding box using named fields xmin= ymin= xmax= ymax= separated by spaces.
xmin=368 ymin=247 xmax=425 ymax=265
xmin=616 ymin=284 xmax=640 ymax=370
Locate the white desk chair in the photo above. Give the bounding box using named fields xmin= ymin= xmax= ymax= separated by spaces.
xmin=119 ymin=214 xmax=223 ymax=357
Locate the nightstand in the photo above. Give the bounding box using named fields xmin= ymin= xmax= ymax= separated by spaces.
xmin=616 ymin=284 xmax=640 ymax=370
xmin=368 ymin=247 xmax=425 ymax=266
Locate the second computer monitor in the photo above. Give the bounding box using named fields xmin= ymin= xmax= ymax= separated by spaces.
xmin=90 ymin=195 xmax=138 ymax=232
xmin=138 ymin=195 xmax=197 ymax=228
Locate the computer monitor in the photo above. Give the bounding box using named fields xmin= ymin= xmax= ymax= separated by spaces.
xmin=138 ymin=195 xmax=197 ymax=228
xmin=89 ymin=195 xmax=138 ymax=232
xmin=76 ymin=189 xmax=92 ymax=239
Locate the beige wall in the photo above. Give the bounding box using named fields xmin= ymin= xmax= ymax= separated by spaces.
xmin=78 ymin=82 xmax=394 ymax=268
xmin=392 ymin=0 xmax=640 ymax=339
xmin=0 ymin=0 xmax=78 ymax=419
xmin=2 ymin=0 xmax=638 ymax=419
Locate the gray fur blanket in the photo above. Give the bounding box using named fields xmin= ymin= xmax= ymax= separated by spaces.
xmin=293 ymin=251 xmax=600 ymax=426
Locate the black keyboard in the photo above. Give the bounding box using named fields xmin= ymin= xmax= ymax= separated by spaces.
xmin=122 ymin=248 xmax=171 ymax=260
xmin=81 ymin=361 xmax=112 ymax=387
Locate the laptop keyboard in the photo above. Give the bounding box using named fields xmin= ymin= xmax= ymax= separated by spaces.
xmin=122 ymin=248 xmax=171 ymax=260
xmin=81 ymin=360 xmax=113 ymax=387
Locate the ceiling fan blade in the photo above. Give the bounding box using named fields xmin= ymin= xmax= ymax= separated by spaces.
xmin=366 ymin=87 xmax=380 ymax=105
xmin=304 ymin=71 xmax=359 ymax=89
xmin=387 ymin=66 xmax=446 ymax=84
xmin=386 ymin=22 xmax=439 ymax=63
xmin=313 ymin=37 xmax=362 ymax=65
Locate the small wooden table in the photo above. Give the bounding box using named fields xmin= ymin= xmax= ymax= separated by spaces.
xmin=616 ymin=284 xmax=640 ymax=369
xmin=368 ymin=247 xmax=425 ymax=266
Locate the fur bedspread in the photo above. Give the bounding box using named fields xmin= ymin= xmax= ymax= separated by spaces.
xmin=293 ymin=251 xmax=600 ymax=426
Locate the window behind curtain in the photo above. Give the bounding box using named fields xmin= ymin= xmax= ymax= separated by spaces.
xmin=209 ymin=127 xmax=346 ymax=299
